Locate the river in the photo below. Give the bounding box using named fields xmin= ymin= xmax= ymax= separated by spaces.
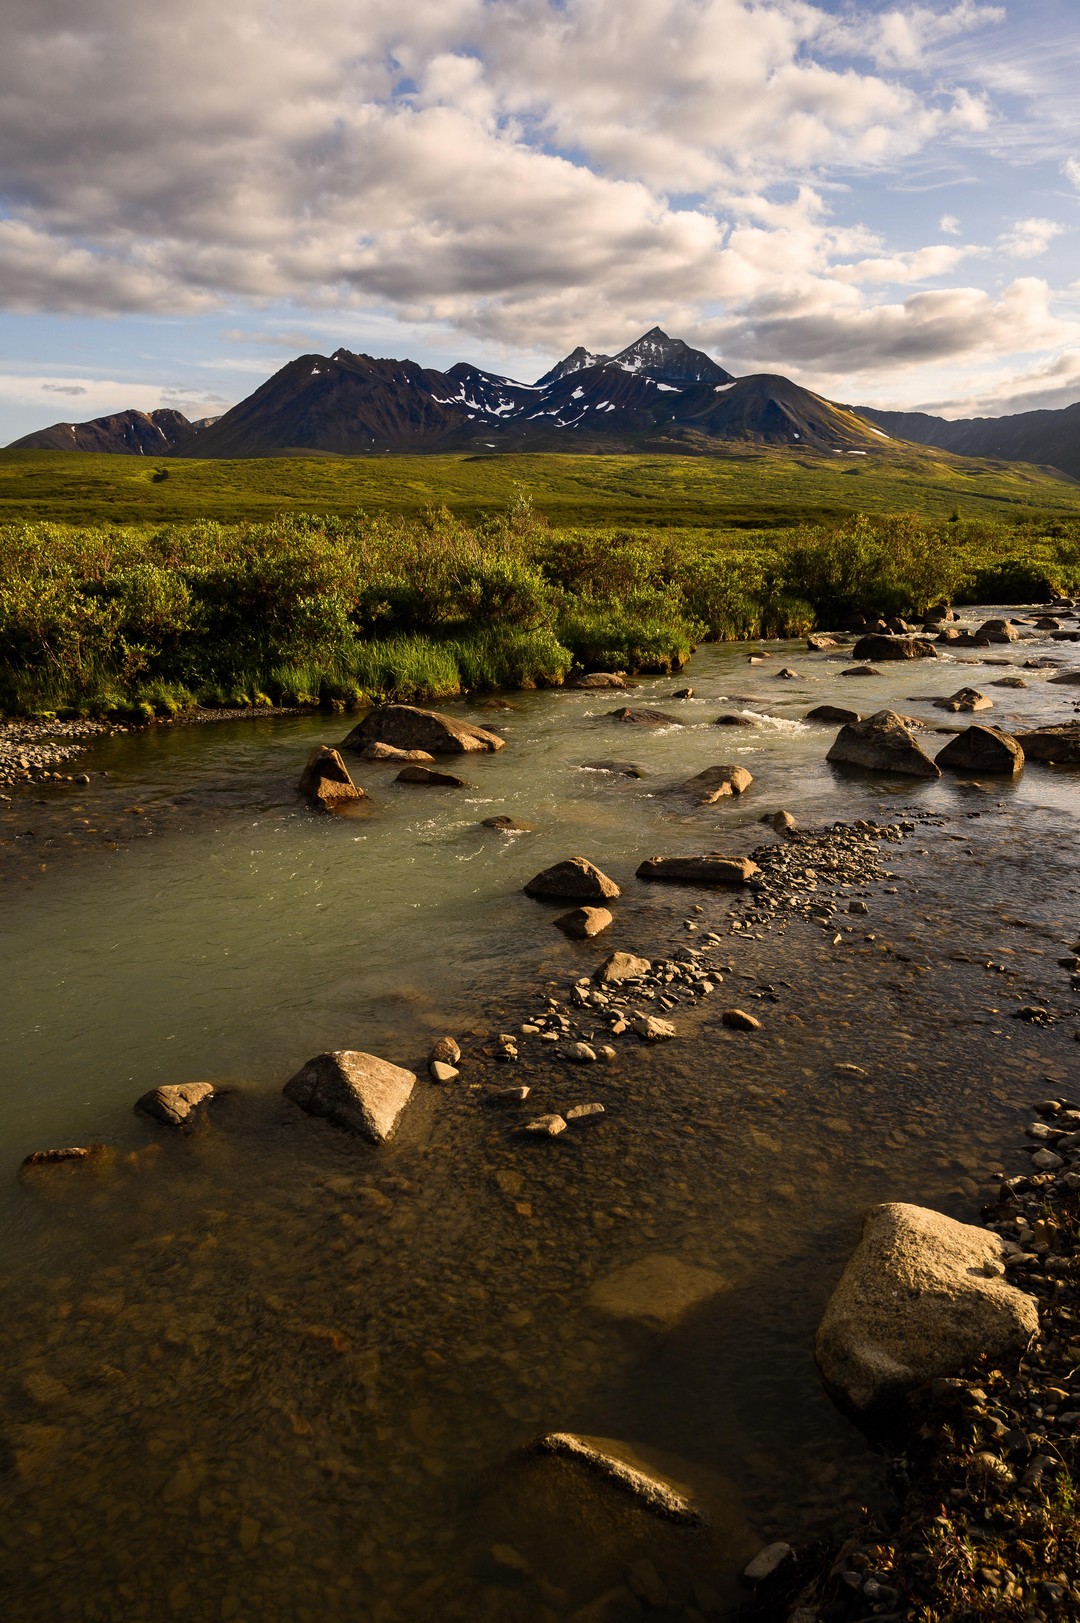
xmin=0 ymin=617 xmax=1078 ymax=1620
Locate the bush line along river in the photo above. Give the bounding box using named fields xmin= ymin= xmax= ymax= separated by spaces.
xmin=1 ymin=613 xmax=1078 ymax=1620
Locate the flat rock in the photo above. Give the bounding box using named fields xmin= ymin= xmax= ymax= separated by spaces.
xmin=851 ymin=635 xmax=938 ymax=661
xmin=816 ymin=1202 xmax=1039 ymax=1415
xmin=134 ymin=1082 xmax=215 ymax=1127
xmin=395 ymin=765 xmax=467 ymax=786
xmin=934 ymin=687 xmax=992 ymax=712
xmin=526 ymin=1433 xmax=705 ymax=1522
xmin=429 ymin=1061 xmax=459 ymax=1083
xmin=357 ymin=741 xmax=435 ymax=762
xmin=581 ymin=760 xmax=646 ymax=777
xmin=21 ymin=1145 xmax=111 ymax=1170
xmin=555 ymin=905 xmax=613 ymax=939
xmin=1016 ymin=721 xmax=1080 ymax=763
xmin=297 ymin=745 xmax=365 ymax=808
xmin=283 ymin=1050 xmax=416 ymax=1143
xmin=523 ymin=1114 xmax=566 ymax=1137
xmin=991 ymin=676 xmax=1027 ymax=689
xmin=807 ymin=704 xmax=860 ymax=724
xmin=636 ymin=855 xmax=761 ymax=886
xmin=936 ymin=726 xmax=1024 ymax=775
xmin=589 ymin=1254 xmax=728 ymax=1331
xmin=481 ymin=815 xmax=534 ymax=832
xmin=826 ymin=710 xmax=941 ymax=778
xmin=565 ymin=1103 xmax=605 ymax=1122
xmin=595 ymin=951 xmax=652 ymax=984
xmin=807 ymin=634 xmax=839 ymax=650
xmin=745 ymin=1543 xmax=794 ymax=1582
xmin=631 ymin=1014 xmax=676 ymax=1041
xmin=567 ymin=672 xmax=628 ymax=690
xmin=841 ymin=665 xmax=880 ymax=677
xmin=342 ymin=703 xmax=504 ymax=755
xmin=605 ymin=708 xmax=683 ymax=727
xmin=681 ymin=764 xmax=753 ymax=803
xmin=1048 ymin=669 xmax=1080 ymax=685
xmin=524 ymin=858 xmax=621 ymax=902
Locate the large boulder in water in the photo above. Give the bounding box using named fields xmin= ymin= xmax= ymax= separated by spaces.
xmin=680 ymin=764 xmax=753 ymax=803
xmin=636 ymin=854 xmax=760 ymax=886
xmin=523 ymin=857 xmax=621 ymax=901
xmin=976 ymin=618 xmax=1020 ymax=644
xmin=936 ymin=726 xmax=1024 ymax=775
xmin=297 ymin=746 xmax=366 ymax=808
xmin=1015 ymin=721 xmax=1080 ymax=763
xmin=934 ymin=687 xmax=992 ymax=713
xmin=283 ymin=1050 xmax=416 ymax=1143
xmin=816 ymin=1203 xmax=1038 ymax=1416
xmin=851 ymin=634 xmax=937 ymax=661
xmin=826 ymin=710 xmax=941 ymax=778
xmin=341 ymin=703 xmax=504 ymax=755
xmin=605 ymin=707 xmax=683 ymax=727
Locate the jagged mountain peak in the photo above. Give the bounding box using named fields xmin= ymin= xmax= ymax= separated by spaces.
xmin=534 ymin=345 xmax=614 ymax=387
xmin=611 ymin=328 xmax=732 ymax=386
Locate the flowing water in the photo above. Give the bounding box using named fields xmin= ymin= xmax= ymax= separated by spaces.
xmin=1 ymin=619 xmax=1079 ymax=1621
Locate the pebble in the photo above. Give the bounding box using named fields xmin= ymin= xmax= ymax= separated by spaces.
xmin=565 ymin=1042 xmax=597 ymax=1064
xmin=523 ymin=1115 xmax=566 ymax=1138
xmin=722 ymin=1008 xmax=762 ymax=1031
xmin=565 ymin=1103 xmax=605 ymax=1123
xmin=429 ymin=1061 xmax=459 ymax=1084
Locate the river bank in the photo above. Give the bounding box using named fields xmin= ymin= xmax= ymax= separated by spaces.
xmin=1 ymin=628 xmax=1078 ymax=1620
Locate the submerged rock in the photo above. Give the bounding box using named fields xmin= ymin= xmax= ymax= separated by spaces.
xmin=1048 ymin=669 xmax=1080 ymax=685
xmin=283 ymin=1051 xmax=416 ymax=1143
xmin=936 ymin=726 xmax=1024 ymax=775
xmin=714 ymin=713 xmax=755 ymax=727
xmin=341 ymin=703 xmax=504 ymax=755
xmin=631 ymin=1014 xmax=676 ymax=1041
xmin=721 ymin=1008 xmax=762 ymax=1031
xmin=394 ymin=765 xmax=467 ymax=786
xmin=604 ymin=707 xmax=683 ymax=727
xmin=588 ymin=1254 xmax=728 ymax=1331
xmin=297 ymin=745 xmax=365 ymax=808
xmin=581 ymin=760 xmax=647 ymax=777
xmin=554 ymin=905 xmax=613 ymax=939
xmin=815 ymin=1202 xmax=1039 ymax=1415
xmin=481 ymin=815 xmax=534 ymax=832
xmin=851 ymin=635 xmax=938 ymax=661
xmin=636 ymin=854 xmax=760 ymax=886
xmin=134 ymin=1082 xmax=215 ymax=1127
xmin=21 ymin=1145 xmax=111 ymax=1171
xmin=671 ymin=687 xmax=694 ymax=699
xmin=523 ymin=858 xmax=621 ymax=902
xmin=826 ymin=710 xmax=941 ymax=778
xmin=680 ymin=764 xmax=753 ymax=803
xmin=761 ymin=809 xmax=797 ymax=833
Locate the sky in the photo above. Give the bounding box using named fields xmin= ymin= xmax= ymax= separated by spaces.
xmin=3 ymin=0 xmax=1080 ymax=443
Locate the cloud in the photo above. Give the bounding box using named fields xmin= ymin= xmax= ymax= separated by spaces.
xmin=42 ymin=383 xmax=88 ymax=395
xmin=939 ymin=214 xmax=961 ymax=235
xmin=1063 ymin=157 xmax=1080 ymax=191
xmin=998 ymin=217 xmax=1064 ymax=259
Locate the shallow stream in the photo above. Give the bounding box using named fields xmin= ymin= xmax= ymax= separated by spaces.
xmin=1 ymin=617 xmax=1078 ymax=1620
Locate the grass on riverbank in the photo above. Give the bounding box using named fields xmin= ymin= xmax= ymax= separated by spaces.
xmin=3 ymin=445 xmax=1080 ymax=528
xmin=3 ymin=502 xmax=1080 ymax=718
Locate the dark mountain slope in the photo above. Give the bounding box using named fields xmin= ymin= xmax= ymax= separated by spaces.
xmin=10 ymin=408 xmax=196 ymax=455
xmin=856 ymin=401 xmax=1080 ymax=480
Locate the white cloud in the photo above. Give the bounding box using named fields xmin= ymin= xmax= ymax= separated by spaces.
xmin=939 ymin=214 xmax=961 ymax=235
xmin=1063 ymin=157 xmax=1080 ymax=191
xmin=998 ymin=217 xmax=1065 ymax=259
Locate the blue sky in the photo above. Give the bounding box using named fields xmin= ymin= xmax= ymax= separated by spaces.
xmin=3 ymin=0 xmax=1080 ymax=442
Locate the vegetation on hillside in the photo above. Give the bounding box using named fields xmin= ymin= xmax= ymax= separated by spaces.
xmin=3 ymin=500 xmax=1079 ymax=719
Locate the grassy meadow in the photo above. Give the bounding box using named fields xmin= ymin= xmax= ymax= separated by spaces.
xmin=3 ymin=443 xmax=1080 ymax=528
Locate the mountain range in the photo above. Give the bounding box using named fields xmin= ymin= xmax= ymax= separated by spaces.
xmin=8 ymin=326 xmax=1080 ymax=477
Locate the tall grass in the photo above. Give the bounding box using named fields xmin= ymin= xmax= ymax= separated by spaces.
xmin=2 ymin=503 xmax=1079 ymax=717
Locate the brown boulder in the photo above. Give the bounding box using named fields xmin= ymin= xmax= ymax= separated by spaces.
xmin=680 ymin=764 xmax=753 ymax=803
xmin=976 ymin=618 xmax=1020 ymax=644
xmin=936 ymin=726 xmax=1024 ymax=775
xmin=636 ymin=855 xmax=760 ymax=886
xmin=581 ymin=760 xmax=647 ymax=777
xmin=851 ymin=635 xmax=937 ymax=661
xmin=481 ymin=815 xmax=534 ymax=832
xmin=554 ymin=906 xmax=613 ymax=939
xmin=283 ymin=1050 xmax=416 ymax=1143
xmin=341 ymin=703 xmax=504 ymax=755
xmin=807 ymin=633 xmax=839 ymax=650
xmin=934 ymin=687 xmax=992 ymax=713
xmin=1015 ymin=722 xmax=1080 ymax=763
xmin=297 ymin=745 xmax=365 ymax=808
xmin=135 ymin=1082 xmax=215 ymax=1127
xmin=807 ymin=704 xmax=860 ymax=724
xmin=357 ymin=741 xmax=435 ymax=762
xmin=1048 ymin=669 xmax=1080 ymax=686
xmin=826 ymin=710 xmax=941 ymax=778
xmin=523 ymin=858 xmax=621 ymax=902
xmin=567 ymin=672 xmax=628 ymax=690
